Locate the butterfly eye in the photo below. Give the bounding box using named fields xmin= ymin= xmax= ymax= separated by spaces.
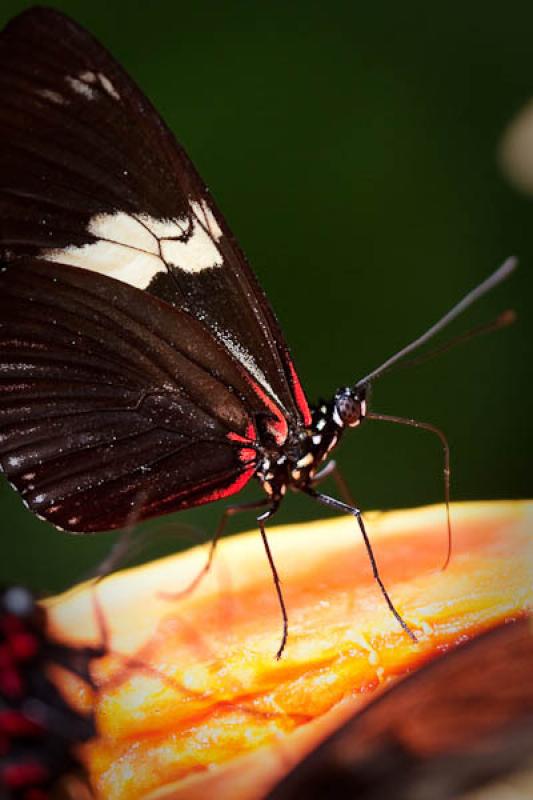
xmin=334 ymin=387 xmax=366 ymax=428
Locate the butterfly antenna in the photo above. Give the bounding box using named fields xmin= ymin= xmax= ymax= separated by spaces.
xmin=367 ymin=412 xmax=452 ymax=570
xmin=396 ymin=309 xmax=516 ymax=371
xmin=355 ymin=257 xmax=517 ymax=389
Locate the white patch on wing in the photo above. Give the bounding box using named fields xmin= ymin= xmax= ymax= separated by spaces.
xmin=215 ymin=327 xmax=284 ymax=409
xmin=44 ymin=239 xmax=162 ymax=287
xmin=36 ymin=88 xmax=65 ymax=105
xmin=79 ymin=70 xmax=97 ymax=83
xmin=138 ymin=215 xmax=190 ymax=239
xmin=192 ymin=199 xmax=223 ymax=241
xmin=66 ymin=75 xmax=96 ymax=100
xmin=90 ymin=213 xmax=158 ymax=255
xmin=42 ymin=212 xmax=162 ymax=287
xmin=161 ymin=228 xmax=223 ymax=272
xmin=159 ymin=200 xmax=223 ymax=273
xmin=98 ymin=73 xmax=120 ymax=101
xmin=39 ymin=200 xmax=225 ymax=288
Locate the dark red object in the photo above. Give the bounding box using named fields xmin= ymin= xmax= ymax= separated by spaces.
xmin=0 ymin=586 xmax=99 ymax=800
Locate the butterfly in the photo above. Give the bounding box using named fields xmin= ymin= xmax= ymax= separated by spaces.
xmin=0 ymin=8 xmax=515 ymax=657
xmin=0 ymin=585 xmax=99 ymax=800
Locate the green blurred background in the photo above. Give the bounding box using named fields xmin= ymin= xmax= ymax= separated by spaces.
xmin=0 ymin=0 xmax=531 ymax=593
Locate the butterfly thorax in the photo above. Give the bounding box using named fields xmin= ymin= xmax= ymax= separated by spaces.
xmin=256 ymin=386 xmax=367 ymax=501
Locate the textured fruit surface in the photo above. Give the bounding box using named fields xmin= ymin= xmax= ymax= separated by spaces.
xmin=46 ymin=500 xmax=532 ymax=800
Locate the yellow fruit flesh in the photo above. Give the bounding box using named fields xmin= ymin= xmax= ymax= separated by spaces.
xmin=46 ymin=500 xmax=533 ymax=800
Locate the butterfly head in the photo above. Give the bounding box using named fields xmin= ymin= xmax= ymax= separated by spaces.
xmin=291 ymin=385 xmax=367 ymax=474
xmin=333 ymin=385 xmax=367 ymax=429
xmin=256 ymin=386 xmax=369 ymax=500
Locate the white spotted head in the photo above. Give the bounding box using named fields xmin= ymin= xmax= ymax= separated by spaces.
xmin=333 ymin=386 xmax=367 ymax=428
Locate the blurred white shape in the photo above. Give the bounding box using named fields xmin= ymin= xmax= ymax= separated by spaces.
xmin=500 ymin=99 xmax=533 ymax=194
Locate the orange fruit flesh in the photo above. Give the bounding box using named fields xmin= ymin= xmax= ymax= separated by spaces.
xmin=46 ymin=500 xmax=532 ymax=800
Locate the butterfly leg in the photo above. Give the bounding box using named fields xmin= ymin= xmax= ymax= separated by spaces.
xmin=161 ymin=498 xmax=271 ymax=600
xmin=81 ymin=488 xmax=153 ymax=582
xmin=304 ymin=488 xmax=417 ymax=642
xmin=367 ymin=412 xmax=452 ymax=570
xmin=311 ymin=460 xmax=357 ymax=506
xmin=256 ymin=503 xmax=288 ymax=659
xmin=49 ymin=585 xmax=110 ymax=690
xmin=82 ymin=588 xmax=197 ymax=700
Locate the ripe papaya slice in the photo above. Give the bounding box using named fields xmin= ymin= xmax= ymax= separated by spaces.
xmin=46 ymin=500 xmax=532 ymax=800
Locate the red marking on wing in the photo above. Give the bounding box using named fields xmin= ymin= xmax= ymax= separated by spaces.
xmin=2 ymin=761 xmax=49 ymax=789
xmin=198 ymin=464 xmax=256 ymax=505
xmin=237 ymin=447 xmax=257 ymax=465
xmin=0 ymin=709 xmax=42 ymax=735
xmin=10 ymin=632 xmax=40 ymax=661
xmin=288 ymin=360 xmax=312 ymax=427
xmin=244 ymin=378 xmax=288 ymax=445
xmin=226 ymin=421 xmax=257 ymax=446
xmin=0 ymin=666 xmax=23 ymax=698
xmin=227 ymin=426 xmax=258 ymax=467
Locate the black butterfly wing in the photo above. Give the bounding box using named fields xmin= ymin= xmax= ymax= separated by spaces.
xmin=0 ymin=260 xmax=259 ymax=532
xmin=0 ymin=7 xmax=311 ymax=434
xmin=0 ymin=8 xmax=312 ymax=531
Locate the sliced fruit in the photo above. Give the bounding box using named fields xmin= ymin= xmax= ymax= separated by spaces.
xmin=46 ymin=500 xmax=532 ymax=800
